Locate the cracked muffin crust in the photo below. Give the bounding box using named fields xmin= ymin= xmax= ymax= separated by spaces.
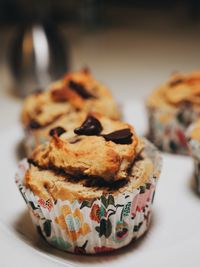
xmin=147 ymin=71 xmax=200 ymax=109
xmin=27 ymin=113 xmax=139 ymax=183
xmin=21 ymin=68 xmax=120 ymax=130
xmin=24 ymin=150 xmax=153 ymax=202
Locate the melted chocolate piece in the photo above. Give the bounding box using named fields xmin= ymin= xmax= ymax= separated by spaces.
xmin=102 ymin=129 xmax=133 ymax=144
xmin=27 ymin=158 xmax=37 ymax=166
xmin=29 ymin=119 xmax=41 ymax=129
xmin=74 ymin=115 xmax=103 ymax=135
xmin=169 ymin=78 xmax=183 ymax=87
xmin=84 ymin=176 xmax=128 ymax=190
xmin=69 ymin=80 xmax=95 ymax=99
xmin=49 ymin=126 xmax=66 ymax=137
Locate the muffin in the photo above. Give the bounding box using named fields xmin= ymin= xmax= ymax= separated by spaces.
xmin=146 ymin=71 xmax=200 ymax=154
xmin=15 ymin=113 xmax=162 ymax=254
xmin=21 ymin=68 xmax=120 ymax=154
xmin=187 ymin=120 xmax=200 ymax=193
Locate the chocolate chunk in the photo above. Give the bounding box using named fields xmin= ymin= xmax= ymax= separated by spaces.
xmin=74 ymin=115 xmax=103 ymax=135
xmin=29 ymin=119 xmax=41 ymax=129
xmin=169 ymin=78 xmax=183 ymax=87
xmin=51 ymin=88 xmax=68 ymax=102
xmin=102 ymin=129 xmax=133 ymax=144
xmin=49 ymin=126 xmax=66 ymax=137
xmin=69 ymin=80 xmax=95 ymax=99
xmin=27 ymin=158 xmax=37 ymax=166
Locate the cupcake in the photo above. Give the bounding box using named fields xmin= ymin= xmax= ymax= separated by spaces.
xmin=146 ymin=71 xmax=200 ymax=154
xmin=21 ymin=68 xmax=120 ymax=154
xmin=187 ymin=120 xmax=200 ymax=193
xmin=15 ymin=113 xmax=162 ymax=254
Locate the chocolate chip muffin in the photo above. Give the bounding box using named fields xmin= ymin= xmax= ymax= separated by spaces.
xmin=21 ymin=68 xmax=120 ymax=155
xmin=15 ymin=114 xmax=162 ymax=254
xmin=146 ymin=71 xmax=200 ymax=154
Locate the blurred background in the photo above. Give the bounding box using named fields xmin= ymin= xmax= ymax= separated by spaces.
xmin=0 ymin=0 xmax=200 ymax=105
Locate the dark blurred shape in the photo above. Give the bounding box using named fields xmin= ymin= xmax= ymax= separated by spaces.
xmin=0 ymin=1 xmax=200 ymax=25
xmin=9 ymin=22 xmax=68 ymax=96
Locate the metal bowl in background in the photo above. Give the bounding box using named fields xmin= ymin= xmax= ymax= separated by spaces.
xmin=9 ymin=22 xmax=69 ymax=97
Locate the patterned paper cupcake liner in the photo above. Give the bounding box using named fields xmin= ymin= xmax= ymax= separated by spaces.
xmin=187 ymin=125 xmax=200 ymax=193
xmin=15 ymin=140 xmax=162 ymax=254
xmin=147 ymin=105 xmax=200 ymax=155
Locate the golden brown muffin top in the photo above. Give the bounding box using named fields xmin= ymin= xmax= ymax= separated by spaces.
xmin=24 ymin=151 xmax=153 ymax=201
xmin=27 ymin=113 xmax=138 ymax=183
xmin=147 ymin=71 xmax=200 ymax=108
xmin=21 ymin=68 xmax=120 ymax=129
